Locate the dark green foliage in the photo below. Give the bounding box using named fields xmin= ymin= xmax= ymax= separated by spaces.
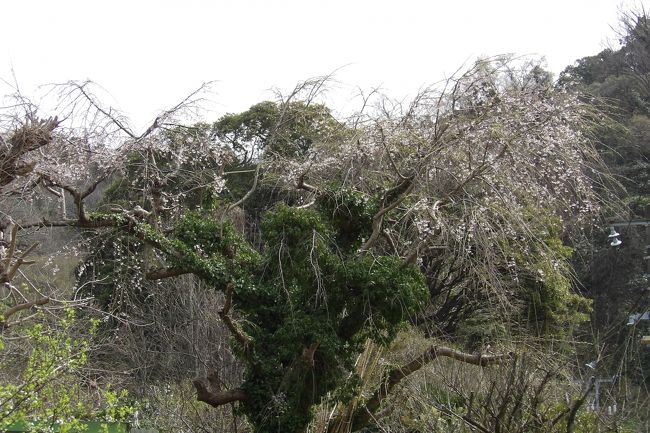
xmin=518 ymin=212 xmax=590 ymax=335
xmin=78 ymin=187 xmax=425 ymax=433
xmin=212 ymin=102 xmax=278 ymax=162
xmin=560 ymin=10 xmax=650 ymax=392
xmin=213 ymin=100 xmax=345 ymax=160
xmin=170 ymin=213 xmax=261 ymax=282
xmin=135 ymin=188 xmax=425 ymax=433
xmin=233 ymin=202 xmax=427 ymax=432
xmin=560 ymin=13 xmax=650 ymax=205
xmin=317 ymin=187 xmax=378 ymax=250
xmin=514 ymin=215 xmax=592 ymax=337
xmin=76 ymin=192 xmax=426 ymax=433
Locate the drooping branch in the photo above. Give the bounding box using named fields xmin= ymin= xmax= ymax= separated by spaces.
xmin=220 ymin=163 xmax=261 ymax=231
xmin=400 ymin=202 xmax=443 ymax=268
xmin=446 ymin=138 xmax=511 ymax=199
xmin=359 ymin=175 xmax=415 ymax=253
xmin=349 ymin=345 xmax=513 ymax=431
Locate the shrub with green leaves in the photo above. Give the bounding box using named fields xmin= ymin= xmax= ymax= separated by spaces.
xmin=0 ymin=310 xmax=136 ymax=432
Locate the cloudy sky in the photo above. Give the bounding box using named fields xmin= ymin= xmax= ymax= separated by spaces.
xmin=0 ymin=0 xmax=642 ymax=131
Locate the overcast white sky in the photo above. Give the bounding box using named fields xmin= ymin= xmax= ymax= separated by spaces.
xmin=0 ymin=0 xmax=644 ymax=131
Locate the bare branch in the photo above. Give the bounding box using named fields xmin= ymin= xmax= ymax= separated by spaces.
xmin=1 ymin=297 xmax=49 ymax=328
xmin=350 ymin=345 xmax=513 ymax=431
xmin=68 ymin=81 xmax=137 ymax=139
xmin=40 ymin=175 xmax=106 ymax=223
xmin=359 ymin=175 xmax=415 ymax=253
xmin=221 ymin=163 xmax=261 ymax=230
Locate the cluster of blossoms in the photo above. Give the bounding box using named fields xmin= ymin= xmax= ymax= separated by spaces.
xmin=265 ymin=59 xmax=606 ymax=309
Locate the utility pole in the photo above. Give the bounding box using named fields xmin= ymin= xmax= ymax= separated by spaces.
xmin=592 ymin=376 xmax=617 ymax=413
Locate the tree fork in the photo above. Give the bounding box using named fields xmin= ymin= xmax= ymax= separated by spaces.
xmin=193 ymin=371 xmax=248 ymax=407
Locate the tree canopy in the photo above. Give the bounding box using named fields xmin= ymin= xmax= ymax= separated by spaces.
xmin=0 ymin=55 xmax=635 ymax=433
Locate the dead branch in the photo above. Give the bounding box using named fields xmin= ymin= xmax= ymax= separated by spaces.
xmin=1 ymin=117 xmax=59 ymax=188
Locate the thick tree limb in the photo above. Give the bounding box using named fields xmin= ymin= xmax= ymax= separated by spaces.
xmin=350 ymin=345 xmax=513 ymax=431
xmin=1 ymin=297 xmax=49 ymax=329
xmin=219 ymin=282 xmax=253 ymax=349
xmin=4 ymin=243 xmax=38 ymax=282
xmin=40 ymin=176 xmax=106 ymax=223
xmin=145 ymin=267 xmax=191 ymax=280
xmin=302 ymin=341 xmax=320 ymax=368
xmin=296 ymin=172 xmax=318 ymax=193
xmin=194 ymin=383 xmax=247 ymax=407
xmin=1 ymin=222 xmax=38 ymax=284
xmin=193 ymin=370 xmax=247 ymax=408
xmin=19 ymin=212 xmax=238 ymax=295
